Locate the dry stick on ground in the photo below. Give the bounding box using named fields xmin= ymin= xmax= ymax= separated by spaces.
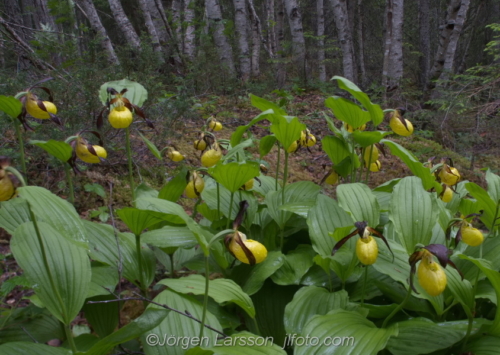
xmin=87 ymin=291 xmax=229 ymax=339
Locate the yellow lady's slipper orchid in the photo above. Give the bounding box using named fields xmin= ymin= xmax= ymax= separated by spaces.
xmin=440 ymin=185 xmax=453 ymax=203
xmin=356 ymin=235 xmax=378 ymax=265
xmin=364 ymin=145 xmax=379 ymax=166
xmin=184 ymin=172 xmax=204 ymax=198
xmin=438 ymin=165 xmax=460 ymax=186
xmin=324 ymin=171 xmax=339 ymax=185
xmin=242 ymin=179 xmax=254 ymax=191
xmin=460 ymin=225 xmax=484 ymax=247
xmin=0 ymin=158 xmax=15 ymax=202
xmin=25 ymin=93 xmax=57 ymax=119
xmin=417 ymin=250 xmax=447 ymax=296
xmin=108 ymin=106 xmax=133 ymax=129
xmin=209 ymin=118 xmax=223 ymax=131
xmin=370 ymin=160 xmax=381 ymax=172
xmin=228 ymin=232 xmax=267 ymax=264
xmin=201 ymin=145 xmax=222 ymax=167
xmin=75 ymin=137 xmax=107 ymax=164
xmin=343 ymin=122 xmax=366 ymax=133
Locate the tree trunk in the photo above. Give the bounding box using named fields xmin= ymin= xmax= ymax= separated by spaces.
xmin=248 ymin=0 xmax=261 ymax=77
xmin=284 ymin=0 xmax=307 ymax=83
xmin=108 ymin=0 xmax=141 ymax=50
xmin=76 ymin=0 xmax=120 ymax=65
xmin=317 ymin=0 xmax=326 ymax=82
xmin=275 ymin=0 xmax=286 ymax=87
xmin=184 ymin=0 xmax=196 ymax=60
xmin=147 ymin=0 xmax=169 ymax=51
xmin=233 ymin=0 xmax=251 ymax=80
xmin=357 ymin=0 xmax=367 ymax=86
xmin=428 ymin=0 xmax=471 ymax=92
xmin=137 ymin=0 xmax=162 ymax=56
xmin=205 ymin=0 xmax=236 ymax=75
xmin=266 ymin=0 xmax=277 ymax=57
xmin=171 ymin=0 xmax=183 ymax=49
xmin=382 ymin=0 xmax=404 ymax=92
xmin=330 ymin=0 xmax=356 ymax=82
xmin=418 ymin=0 xmax=430 ymax=90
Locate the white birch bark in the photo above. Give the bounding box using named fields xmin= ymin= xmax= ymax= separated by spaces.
xmin=137 ymin=0 xmax=162 ymax=55
xmin=317 ymin=0 xmax=326 ymax=82
xmin=266 ymin=0 xmax=277 ymax=57
xmin=385 ymin=0 xmax=404 ymax=90
xmin=184 ymin=0 xmax=196 ymax=60
xmin=206 ymin=0 xmax=236 ymax=74
xmin=76 ymin=0 xmax=120 ymax=64
xmin=233 ymin=0 xmax=251 ymax=80
xmin=248 ymin=0 xmax=261 ymax=76
xmin=171 ymin=0 xmax=183 ymax=49
xmin=330 ymin=0 xmax=356 ymax=82
xmin=284 ymin=0 xmax=307 ymax=81
xmin=147 ymin=0 xmax=169 ymax=50
xmin=108 ymin=0 xmax=141 ymax=50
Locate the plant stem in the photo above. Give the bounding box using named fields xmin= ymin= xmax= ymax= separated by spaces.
xmin=135 ymin=234 xmax=147 ymax=298
xmin=64 ymin=323 xmax=78 ymax=353
xmin=275 ymin=144 xmax=281 ymax=190
xmin=463 ymin=243 xmax=484 ymax=350
xmin=350 ymin=138 xmax=356 ymax=183
xmin=14 ymin=123 xmax=27 ymax=183
xmin=226 ymin=192 xmax=234 ymax=230
xmin=252 ymin=317 xmax=261 ymax=336
xmin=169 ymin=253 xmax=176 ymax=278
xmin=125 ymin=127 xmax=135 ymax=206
xmin=64 ymin=163 xmax=75 ymax=205
xmin=364 ymin=145 xmax=375 ymax=183
xmin=382 ymin=281 xmax=413 ymax=328
xmin=360 ymin=266 xmax=369 ymax=306
xmin=280 ymin=151 xmax=290 ymax=249
xmin=199 ymin=255 xmax=210 ymax=339
xmin=216 ymin=182 xmax=221 ymax=221
xmin=193 ymin=197 xmax=201 ymax=218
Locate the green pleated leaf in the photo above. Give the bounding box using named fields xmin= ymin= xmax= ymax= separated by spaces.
xmin=186 ymin=331 xmax=287 ymax=355
xmin=84 ymin=308 xmax=169 ymax=355
xmin=116 ymin=207 xmax=166 ymax=236
xmin=337 ymin=183 xmax=380 ymax=227
xmin=0 ymin=95 xmax=23 ymax=118
xmin=85 ymin=221 xmax=156 ymax=289
xmin=486 ymin=169 xmax=500 ymax=203
xmin=295 ymin=309 xmax=397 ymax=355
xmin=389 ymin=177 xmax=437 ymax=255
xmin=321 ymin=136 xmax=350 ymax=165
xmin=209 ymin=161 xmax=260 ymax=193
xmin=250 ymin=94 xmax=287 ymax=116
xmin=464 ymin=335 xmax=500 ymax=355
xmin=253 ymin=175 xmax=278 ymax=196
xmin=331 ymin=76 xmax=384 ymax=126
xmin=223 ymin=139 xmax=254 ymax=162
xmin=99 ymin=79 xmax=148 ymax=107
xmin=159 ymin=274 xmax=255 ymax=317
xmin=465 ymin=182 xmax=497 ymax=229
xmin=324 ymin=96 xmax=371 ymax=128
xmin=0 ymin=306 xmax=64 ymax=344
xmin=386 ymin=318 xmax=465 ymax=355
xmin=142 ymin=225 xmax=198 ymax=249
xmin=306 ymin=194 xmax=353 ymax=256
xmin=459 ymin=255 xmax=500 ymax=336
xmin=0 ymin=198 xmax=31 ymax=235
xmin=139 ymin=132 xmax=162 ymax=160
xmin=233 ymin=251 xmax=285 ymax=295
xmin=0 ymin=342 xmax=72 ymax=355
xmin=351 ymin=131 xmax=392 ymax=147
xmin=271 ymin=245 xmax=316 ymax=285
xmin=260 ymin=135 xmax=277 ymax=158
xmin=446 ymin=267 xmax=474 ymax=317
xmin=30 ymin=139 xmax=73 ymax=162
xmin=141 ymin=290 xmax=222 ymax=355
xmin=456 ymin=236 xmax=500 ymax=281
xmin=266 ymin=181 xmax=321 ymax=229
xmin=230 ymin=109 xmax=274 ymax=146
xmin=11 ymin=222 xmax=91 ymax=325
xmin=158 ymin=166 xmax=189 ymax=202
xmin=87 ymin=265 xmax=119 ymax=298
xmin=284 ymin=287 xmax=348 ymax=335
xmin=279 ymin=200 xmax=316 ymax=218
xmin=83 ymin=295 xmax=120 ymax=338
xmin=16 ymin=186 xmax=88 ymax=247
xmin=270 ymin=116 xmax=305 ymax=150
xmin=382 ymin=140 xmax=440 ymax=191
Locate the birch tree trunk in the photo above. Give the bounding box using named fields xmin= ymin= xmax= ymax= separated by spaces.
xmin=137 ymin=0 xmax=162 ymax=56
xmin=284 ymin=0 xmax=307 ymax=82
xmin=206 ymin=0 xmax=236 ymax=74
xmin=147 ymin=0 xmax=169 ymax=50
xmin=317 ymin=0 xmax=326 ymax=82
xmin=330 ymin=0 xmax=356 ymax=82
xmin=248 ymin=0 xmax=261 ymax=76
xmin=266 ymin=0 xmax=277 ymax=58
xmin=184 ymin=0 xmax=196 ymax=60
xmin=233 ymin=0 xmax=251 ymax=80
xmin=171 ymin=0 xmax=183 ymax=49
xmin=429 ymin=0 xmax=471 ymax=88
xmin=76 ymin=0 xmax=120 ymax=64
xmin=108 ymin=0 xmax=141 ymax=50
xmin=275 ymin=0 xmax=286 ymax=87
xmin=418 ymin=0 xmax=430 ymax=90
xmin=382 ymin=0 xmax=404 ymax=91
